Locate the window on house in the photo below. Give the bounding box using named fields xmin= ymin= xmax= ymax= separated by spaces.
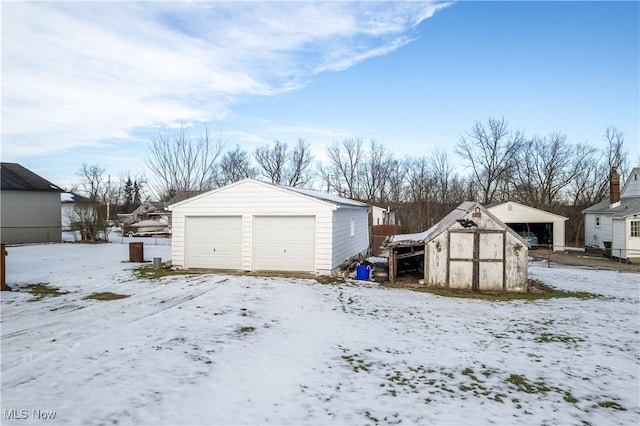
xmin=595 ymin=216 xmax=600 ymax=228
xmin=350 ymin=218 xmax=355 ymax=237
xmin=631 ymin=221 xmax=640 ymax=237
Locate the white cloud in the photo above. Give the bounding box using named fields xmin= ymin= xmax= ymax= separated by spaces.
xmin=1 ymin=1 xmax=450 ymax=158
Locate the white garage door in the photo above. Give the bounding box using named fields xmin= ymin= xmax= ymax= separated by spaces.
xmin=253 ymin=216 xmax=316 ymax=272
xmin=185 ymin=216 xmax=242 ymax=269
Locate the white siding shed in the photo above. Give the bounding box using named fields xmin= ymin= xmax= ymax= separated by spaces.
xmin=384 ymin=202 xmax=529 ymax=292
xmin=169 ymin=179 xmax=370 ymax=275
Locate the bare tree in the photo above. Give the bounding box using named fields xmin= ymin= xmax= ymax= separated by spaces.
xmin=604 ymin=125 xmax=630 ymax=179
xmin=70 ymin=163 xmax=108 ymax=241
xmin=403 ymin=156 xmax=435 ymax=232
xmin=360 ymin=140 xmax=394 ymax=201
xmin=511 ymin=133 xmax=577 ymax=207
xmin=318 ymin=138 xmax=363 ymax=198
xmin=213 ymin=145 xmax=257 ymax=187
xmin=254 ymin=139 xmax=314 ymax=187
xmin=455 ymin=117 xmax=524 ymax=204
xmin=146 ymin=125 xmax=224 ymax=199
xmin=385 ymin=158 xmax=405 ymax=204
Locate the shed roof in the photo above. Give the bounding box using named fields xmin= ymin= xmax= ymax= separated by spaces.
xmin=1 ymin=162 xmax=63 ymax=192
xmin=384 ymin=201 xmax=529 ymax=248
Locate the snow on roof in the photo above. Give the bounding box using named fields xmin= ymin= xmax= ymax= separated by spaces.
xmin=384 ymin=201 xmax=528 ymax=248
xmin=385 ymin=202 xmax=477 ymax=246
xmin=282 ymin=185 xmax=368 ymax=208
xmin=61 ymin=193 xmax=74 ymax=203
xmin=61 ymin=192 xmax=88 ymax=204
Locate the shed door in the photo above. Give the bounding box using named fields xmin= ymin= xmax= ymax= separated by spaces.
xmin=185 ymin=216 xmax=242 ymax=269
xmin=448 ymin=230 xmax=505 ymax=291
xmin=253 ymin=216 xmax=315 ymax=272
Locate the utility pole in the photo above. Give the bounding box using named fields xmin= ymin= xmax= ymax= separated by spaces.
xmin=106 ymin=174 xmax=111 ymax=222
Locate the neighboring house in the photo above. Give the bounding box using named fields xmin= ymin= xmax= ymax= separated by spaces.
xmin=60 ymin=192 xmax=88 ymax=230
xmin=119 ymin=201 xmax=170 ymax=226
xmin=370 ymin=204 xmax=397 ymax=226
xmin=486 ymin=201 xmax=568 ymax=251
xmin=383 ymin=202 xmax=529 ymax=291
xmin=583 ymin=167 xmax=640 ymax=262
xmin=1 ymin=162 xmax=63 ymax=244
xmin=133 ymin=201 xmax=168 ymax=223
xmin=169 ymin=179 xmax=370 ymax=275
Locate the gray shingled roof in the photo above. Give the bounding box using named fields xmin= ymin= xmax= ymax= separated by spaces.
xmin=582 ymin=198 xmax=640 ymax=216
xmin=1 ymin=162 xmax=63 ymax=192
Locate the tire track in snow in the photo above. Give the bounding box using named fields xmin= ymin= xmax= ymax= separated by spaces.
xmin=1 ymin=274 xmax=231 ymax=372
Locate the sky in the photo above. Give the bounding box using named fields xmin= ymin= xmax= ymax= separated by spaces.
xmin=2 ymin=0 xmax=639 ymax=192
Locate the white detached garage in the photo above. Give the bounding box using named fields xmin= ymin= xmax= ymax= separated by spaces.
xmin=487 ymin=201 xmax=568 ymax=251
xmin=168 ymin=179 xmax=370 ymax=275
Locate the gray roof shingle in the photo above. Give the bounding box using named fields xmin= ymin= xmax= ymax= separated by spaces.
xmin=1 ymin=163 xmax=63 ymax=192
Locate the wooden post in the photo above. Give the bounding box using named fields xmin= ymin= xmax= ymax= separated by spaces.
xmin=389 ymin=248 xmax=396 ymax=284
xmin=1 ymin=244 xmax=10 ymax=291
xmin=472 ymin=231 xmax=480 ymax=291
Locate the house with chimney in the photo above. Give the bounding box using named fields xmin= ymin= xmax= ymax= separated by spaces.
xmin=583 ymin=166 xmax=640 ymax=263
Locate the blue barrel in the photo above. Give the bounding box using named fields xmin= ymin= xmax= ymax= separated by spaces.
xmin=356 ymin=265 xmax=370 ymax=280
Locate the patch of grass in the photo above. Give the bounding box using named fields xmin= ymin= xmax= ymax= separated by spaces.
xmin=133 ymin=264 xmax=198 ymax=280
xmin=535 ymin=333 xmax=585 ymax=344
xmin=383 ymin=279 xmax=598 ymax=301
xmin=364 ymin=411 xmax=379 ymax=423
xmin=237 ymin=326 xmax=256 ymax=333
xmin=506 ymin=373 xmax=582 ymax=406
xmin=490 ymin=393 xmax=506 ymax=403
xmin=24 ymin=283 xmax=69 ymax=301
xmin=341 ymin=351 xmax=373 ymax=373
xmin=597 ymin=400 xmax=626 ymax=410
xmin=462 ymin=367 xmax=480 ymax=382
xmin=506 ymin=374 xmax=545 ymax=394
xmin=315 ymin=275 xmax=347 ymax=284
xmin=563 ymin=391 xmax=578 ymax=403
xmin=84 ymin=292 xmax=130 ymax=301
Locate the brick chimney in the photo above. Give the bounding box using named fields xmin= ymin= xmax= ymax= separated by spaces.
xmin=610 ymin=166 xmax=620 ymax=207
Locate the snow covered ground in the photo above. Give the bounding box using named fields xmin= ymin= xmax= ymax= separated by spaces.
xmin=1 ymin=242 xmax=638 ymax=425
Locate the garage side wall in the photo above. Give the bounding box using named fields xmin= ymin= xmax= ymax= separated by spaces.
xmin=0 ymin=191 xmax=62 ymax=244
xmin=331 ymin=207 xmax=369 ymax=272
xmin=170 ymin=181 xmax=335 ymax=272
